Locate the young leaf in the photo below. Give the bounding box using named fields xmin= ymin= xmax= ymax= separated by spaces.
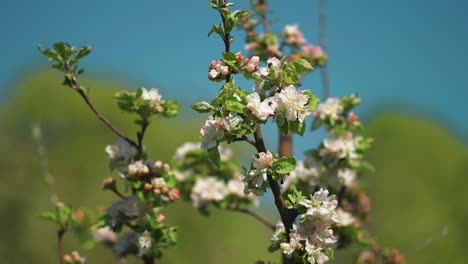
xmin=39 ymin=211 xmax=57 ymax=223
xmin=274 ymin=157 xmax=296 ymax=174
xmin=207 ymin=147 xmax=221 ymax=168
xmin=191 ymin=101 xmax=215 ymax=113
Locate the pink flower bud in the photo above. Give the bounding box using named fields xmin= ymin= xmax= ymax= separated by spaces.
xmin=163 ymin=163 xmax=170 ymax=173
xmin=235 ymin=52 xmax=244 ymax=61
xmin=169 ymin=189 xmax=180 ymax=201
xmin=157 ymin=213 xmax=166 ymax=223
xmin=220 ymin=65 xmax=230 ymax=75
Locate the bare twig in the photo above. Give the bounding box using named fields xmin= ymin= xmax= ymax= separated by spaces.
xmin=233 ymin=135 xmax=257 ymax=149
xmin=136 ymin=117 xmax=150 ymax=160
xmin=32 ymin=123 xmax=59 ymax=205
xmin=405 ymin=226 xmax=448 ymax=256
xmin=69 ymin=78 xmax=138 ymax=149
xmin=318 ymin=0 xmax=330 ymax=98
xmin=57 ymin=227 xmax=66 ymax=264
xmin=229 ymin=206 xmax=275 ymax=230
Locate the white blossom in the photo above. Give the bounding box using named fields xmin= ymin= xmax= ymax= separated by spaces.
xmin=320 ymin=133 xmax=357 ymax=160
xmin=314 ymin=98 xmax=343 ymax=121
xmin=138 ymin=230 xmax=152 ymax=256
xmin=246 ymin=93 xmax=276 ymax=121
xmin=305 ymin=240 xmax=330 ymax=264
xmin=152 ymin=177 xmax=166 ymax=188
xmin=336 ymin=208 xmax=356 ymax=226
xmin=105 ymin=138 xmax=136 ymax=171
xmin=280 ymin=236 xmax=298 ymax=257
xmin=282 ymin=160 xmax=320 ymax=192
xmin=267 ymin=57 xmax=281 ymax=71
xmin=270 ymin=221 xmax=285 ymax=243
xmin=273 ymin=85 xmax=312 ymax=125
xmin=127 ymin=160 xmax=149 ymax=176
xmin=283 ymin=24 xmax=307 ymax=46
xmin=141 ymin=88 xmax=162 ymax=104
xmin=92 ymin=226 xmax=117 ymax=243
xmin=200 ymin=116 xmax=225 ymax=149
xmin=173 ymin=142 xmax=201 ymax=163
xmin=337 ymin=168 xmax=356 ymax=187
xmin=208 ymin=69 xmax=219 ymax=79
xmin=190 ymin=176 xmax=228 ymax=207
xmin=227 ymin=179 xmax=245 ymax=197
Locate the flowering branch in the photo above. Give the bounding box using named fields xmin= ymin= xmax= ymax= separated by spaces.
xmin=253 ymin=124 xmax=296 ymax=238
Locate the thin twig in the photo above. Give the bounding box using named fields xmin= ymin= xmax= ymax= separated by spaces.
xmin=405 ymin=226 xmax=448 ymax=256
xmin=32 ymin=123 xmax=59 ymax=205
xmin=136 ymin=117 xmax=150 ymax=159
xmin=57 ymin=227 xmax=66 ymax=264
xmin=232 ymin=135 xmax=257 ymax=149
xmin=70 ymin=78 xmax=138 ymax=149
xmin=219 ymin=1 xmax=232 ymax=82
xmin=318 ymin=0 xmax=330 ymax=98
xmin=229 ymin=206 xmax=275 ymax=230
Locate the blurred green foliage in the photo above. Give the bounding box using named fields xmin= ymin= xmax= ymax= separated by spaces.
xmin=0 ymin=70 xmax=466 ymax=263
xmin=363 ymin=113 xmax=468 ymax=264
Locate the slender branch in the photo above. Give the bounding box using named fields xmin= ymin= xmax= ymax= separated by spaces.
xmin=110 ymin=188 xmax=126 ymax=199
xmin=229 ymin=205 xmax=275 ymax=230
xmin=57 ymin=227 xmax=66 ymax=264
xmin=253 ymin=125 xmax=295 ymax=235
xmin=143 ymin=256 xmax=155 ymax=264
xmin=219 ymin=1 xmax=232 ymax=82
xmin=405 ymin=226 xmax=448 ymax=256
xmin=136 ymin=117 xmax=150 ymax=159
xmin=233 ymin=135 xmax=257 ymax=149
xmin=318 ymin=0 xmax=330 ymax=98
xmin=32 ymin=123 xmax=59 ymax=205
xmin=258 ymin=0 xmax=271 ymax=33
xmin=69 ymin=77 xmax=138 ymax=149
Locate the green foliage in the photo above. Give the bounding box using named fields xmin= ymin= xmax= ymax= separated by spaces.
xmin=273 ymin=157 xmax=296 ymax=174
xmin=191 ymin=101 xmax=215 ymax=113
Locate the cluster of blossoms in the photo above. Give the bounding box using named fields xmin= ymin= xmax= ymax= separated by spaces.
xmin=171 ymin=142 xmax=258 ymax=214
xmin=282 ymin=24 xmax=307 ymax=47
xmin=208 ymin=59 xmax=230 ymax=79
xmin=190 ymin=174 xmax=257 ymax=208
xmin=200 ymin=52 xmax=318 ymax=150
xmin=238 ymin=9 xmax=327 ymax=67
xmin=271 ymin=189 xmax=340 ymax=264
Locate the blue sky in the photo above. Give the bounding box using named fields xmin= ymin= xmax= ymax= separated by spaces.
xmin=1 ymin=0 xmax=467 ymax=147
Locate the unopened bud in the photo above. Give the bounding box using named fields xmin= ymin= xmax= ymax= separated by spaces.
xmin=144 ymin=183 xmax=153 ymax=191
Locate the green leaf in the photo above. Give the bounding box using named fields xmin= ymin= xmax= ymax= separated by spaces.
xmin=162 ymin=100 xmax=182 ymax=118
xmin=290 ymin=58 xmax=313 ymax=74
xmin=222 ymin=52 xmax=237 ymax=67
xmin=224 ymin=99 xmax=245 ymax=114
xmin=207 ymin=147 xmax=221 ymax=168
xmin=191 ymin=101 xmax=215 ymax=113
xmin=75 ymin=46 xmax=92 ymax=60
xmin=39 ymin=211 xmax=57 ymax=223
xmin=208 ymin=24 xmax=224 ymax=37
xmin=274 ymin=157 xmax=296 ymax=174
